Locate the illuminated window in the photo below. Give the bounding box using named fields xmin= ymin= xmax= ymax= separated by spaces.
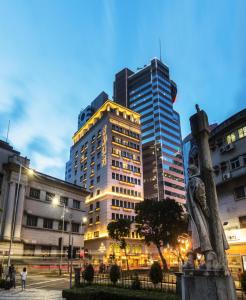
xmin=94 ymin=231 xmax=99 ymax=237
xmin=226 ymin=132 xmax=236 ymax=144
xmin=238 ymin=127 xmax=246 ymax=139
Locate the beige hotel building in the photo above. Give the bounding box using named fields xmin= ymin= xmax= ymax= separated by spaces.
xmin=66 ymin=100 xmax=149 ymax=268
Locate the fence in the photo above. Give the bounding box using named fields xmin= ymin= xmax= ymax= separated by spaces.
xmin=83 ymin=271 xmax=177 ymax=293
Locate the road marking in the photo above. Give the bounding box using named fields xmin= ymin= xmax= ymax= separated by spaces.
xmin=27 ymin=277 xmax=68 ymax=287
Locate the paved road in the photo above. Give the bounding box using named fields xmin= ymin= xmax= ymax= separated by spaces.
xmin=0 ymin=274 xmax=70 ymax=299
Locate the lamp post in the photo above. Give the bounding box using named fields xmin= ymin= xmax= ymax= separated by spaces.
xmin=7 ymin=163 xmax=34 ymax=267
xmin=52 ymin=197 xmax=67 ymax=276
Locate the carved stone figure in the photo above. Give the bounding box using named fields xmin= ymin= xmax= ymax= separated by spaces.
xmin=185 ymin=164 xmax=229 ymax=270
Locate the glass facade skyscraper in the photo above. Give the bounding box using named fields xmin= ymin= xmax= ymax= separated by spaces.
xmin=114 ymin=58 xmax=185 ymax=202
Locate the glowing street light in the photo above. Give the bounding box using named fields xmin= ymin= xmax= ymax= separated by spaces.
xmin=52 ymin=196 xmax=60 ymax=207
xmin=82 ymin=216 xmax=88 ymax=224
xmin=28 ymin=168 xmax=34 ymax=176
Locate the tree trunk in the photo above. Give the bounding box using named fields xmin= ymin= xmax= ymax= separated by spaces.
xmin=156 ymin=245 xmax=168 ymax=271
xmin=124 ymin=248 xmax=130 ymax=272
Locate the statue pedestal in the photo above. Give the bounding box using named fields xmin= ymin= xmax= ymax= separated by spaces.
xmin=181 ymin=270 xmax=237 ymax=300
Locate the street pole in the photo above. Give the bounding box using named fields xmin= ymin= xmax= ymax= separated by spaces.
xmin=70 ymin=236 xmax=73 ymax=288
xmin=59 ymin=203 xmax=65 ymax=276
xmin=7 ymin=163 xmax=22 ymax=267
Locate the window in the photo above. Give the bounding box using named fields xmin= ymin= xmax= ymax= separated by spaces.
xmin=60 ymin=196 xmax=68 ymax=206
xmin=46 ymin=192 xmax=55 ymax=202
xmin=226 ymin=132 xmax=236 ymax=144
xmin=96 ymin=215 xmax=100 ymax=222
xmin=26 ymin=215 xmax=38 ymax=227
xmin=94 ymin=231 xmax=99 ymax=237
xmin=58 ymin=221 xmax=68 ymax=231
xmin=89 ymin=218 xmax=93 ymax=225
xmin=96 ymin=202 xmax=100 ymax=209
xmin=239 ymin=216 xmax=246 ymax=229
xmin=30 ymin=188 xmax=40 ymax=199
xmin=97 ymin=151 xmax=101 ymax=159
xmin=97 ymin=176 xmax=100 ymax=183
xmin=97 ymin=163 xmax=101 ymax=170
xmin=89 ymin=203 xmax=93 ymax=211
xmin=238 ymin=127 xmax=246 ymax=139
xmin=73 ymin=200 xmax=80 ymax=209
xmin=43 ymin=218 xmax=53 ymax=229
xmin=112 ymin=213 xmax=115 ymax=220
xmin=96 ymin=189 xmax=100 ymax=195
xmin=72 ymin=223 xmax=80 ymax=233
xmin=230 ymin=157 xmax=240 ymax=169
xmin=234 ymin=186 xmax=246 ymax=200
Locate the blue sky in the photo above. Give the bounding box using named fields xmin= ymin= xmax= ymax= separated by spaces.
xmin=0 ymin=0 xmax=245 ymax=179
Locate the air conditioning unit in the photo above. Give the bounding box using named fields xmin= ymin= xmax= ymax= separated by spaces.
xmin=225 ymin=144 xmax=235 ymax=152
xmin=220 ymin=146 xmax=225 ymax=153
xmin=222 ymin=173 xmax=231 ymax=181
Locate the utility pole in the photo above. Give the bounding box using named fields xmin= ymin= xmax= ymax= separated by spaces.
xmin=68 ymin=213 xmax=73 ymax=288
xmin=70 ymin=236 xmax=73 ymax=288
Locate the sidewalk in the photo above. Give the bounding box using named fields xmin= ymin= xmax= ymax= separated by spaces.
xmin=0 ymin=287 xmax=64 ymax=300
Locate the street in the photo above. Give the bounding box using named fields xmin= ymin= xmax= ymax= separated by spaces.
xmin=0 ymin=274 xmax=70 ymax=299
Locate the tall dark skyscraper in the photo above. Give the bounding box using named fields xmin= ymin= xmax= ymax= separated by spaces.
xmin=114 ymin=58 xmax=185 ymax=202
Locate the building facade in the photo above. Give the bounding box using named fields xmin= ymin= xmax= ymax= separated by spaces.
xmin=0 ymin=140 xmax=88 ymax=258
xmin=66 ymin=92 xmax=108 ymax=182
xmin=183 ymin=108 xmax=246 ymax=274
xmin=66 ymin=100 xmax=148 ymax=268
xmin=114 ymin=58 xmax=185 ymax=203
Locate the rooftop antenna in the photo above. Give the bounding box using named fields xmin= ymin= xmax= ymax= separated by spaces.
xmin=6 ymin=120 xmax=10 ymax=143
xmin=159 ymin=38 xmax=162 ymax=62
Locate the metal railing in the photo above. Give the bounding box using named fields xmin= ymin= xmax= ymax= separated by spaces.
xmin=82 ymin=271 xmax=177 ymax=293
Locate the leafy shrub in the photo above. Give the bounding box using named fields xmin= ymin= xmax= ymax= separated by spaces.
xmin=241 ymin=271 xmax=246 ymax=293
xmin=149 ymin=262 xmax=163 ymax=285
xmin=62 ymin=286 xmax=180 ymax=300
xmin=82 ymin=264 xmax=94 ymax=284
xmin=0 ymin=279 xmax=6 ymax=289
xmin=109 ymin=264 xmax=120 ymax=285
xmin=131 ymin=273 xmax=141 ymax=290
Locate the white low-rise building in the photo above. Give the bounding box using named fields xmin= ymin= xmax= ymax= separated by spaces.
xmin=0 ymin=140 xmax=89 ymax=258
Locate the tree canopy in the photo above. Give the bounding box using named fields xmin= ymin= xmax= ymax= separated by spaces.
xmin=135 ymin=198 xmax=187 ymax=269
xmin=107 ymin=218 xmax=132 ymax=270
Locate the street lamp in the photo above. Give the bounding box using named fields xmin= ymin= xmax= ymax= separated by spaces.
xmin=7 ymin=163 xmax=34 ymax=266
xmin=52 ymin=196 xmax=67 ymax=276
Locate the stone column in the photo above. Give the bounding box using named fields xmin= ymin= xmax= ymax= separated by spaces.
xmin=3 ymin=182 xmax=16 ymax=240
xmin=13 ymin=185 xmax=26 ymax=240
xmin=190 ymin=108 xmax=227 ymax=268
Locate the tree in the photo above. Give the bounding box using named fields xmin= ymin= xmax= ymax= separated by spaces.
xmin=109 ymin=264 xmax=121 ymax=285
xmin=149 ymin=262 xmax=163 ymax=286
xmin=135 ymin=198 xmax=187 ymax=271
xmin=82 ymin=264 xmax=94 ymax=284
xmin=107 ymin=219 xmax=131 ymax=271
